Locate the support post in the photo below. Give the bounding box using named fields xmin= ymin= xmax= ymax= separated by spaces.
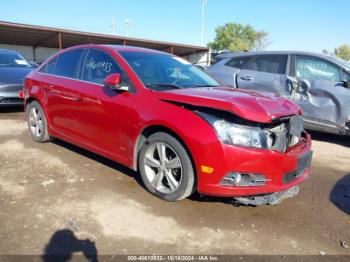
xmin=207 ymin=49 xmax=211 ymax=66
xmin=58 ymin=33 xmax=62 ymax=50
xmin=33 ymin=47 xmax=36 ymax=63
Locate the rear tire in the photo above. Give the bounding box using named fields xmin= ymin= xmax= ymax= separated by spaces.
xmin=27 ymin=101 xmax=51 ymax=143
xmin=138 ymin=132 xmax=195 ymax=201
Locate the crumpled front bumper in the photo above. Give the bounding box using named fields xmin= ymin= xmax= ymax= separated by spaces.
xmin=234 ymin=186 xmax=300 ymax=206
xmin=196 ymin=133 xmax=313 ymax=198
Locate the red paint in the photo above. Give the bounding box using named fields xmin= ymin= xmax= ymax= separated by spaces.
xmin=155 ymin=87 xmax=301 ymax=123
xmin=104 ymin=73 xmax=122 ymax=87
xmin=23 ymin=45 xmax=312 ymax=197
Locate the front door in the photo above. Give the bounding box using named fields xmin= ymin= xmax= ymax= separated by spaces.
xmin=71 ymin=48 xmax=134 ymax=163
xmin=292 ymin=54 xmax=350 ymax=130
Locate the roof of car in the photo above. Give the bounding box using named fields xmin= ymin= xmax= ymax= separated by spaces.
xmin=216 ymin=50 xmax=350 ymax=69
xmin=64 ymin=44 xmax=169 ymax=55
xmin=104 ymin=45 xmax=168 ymax=54
xmin=217 ymin=50 xmax=329 ymax=58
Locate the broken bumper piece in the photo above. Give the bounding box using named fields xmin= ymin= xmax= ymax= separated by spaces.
xmin=233 ymin=186 xmax=300 ymax=206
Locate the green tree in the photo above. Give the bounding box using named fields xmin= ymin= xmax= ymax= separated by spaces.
xmin=208 ymin=22 xmax=269 ymax=52
xmin=334 ymin=45 xmax=350 ymax=61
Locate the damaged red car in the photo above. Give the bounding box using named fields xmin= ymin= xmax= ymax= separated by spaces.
xmin=22 ymin=45 xmax=313 ymax=205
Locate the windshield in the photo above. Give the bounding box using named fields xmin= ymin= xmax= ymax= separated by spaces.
xmin=0 ymin=51 xmax=31 ymax=68
xmin=119 ymin=51 xmax=219 ymax=90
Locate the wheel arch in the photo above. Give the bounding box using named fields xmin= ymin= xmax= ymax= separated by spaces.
xmin=25 ymin=96 xmax=38 ymax=107
xmin=133 ymin=125 xmax=197 ymax=182
xmin=25 ymin=96 xmax=53 ymax=133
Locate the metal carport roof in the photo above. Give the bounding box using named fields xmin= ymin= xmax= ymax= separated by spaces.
xmin=0 ymin=21 xmax=209 ymax=57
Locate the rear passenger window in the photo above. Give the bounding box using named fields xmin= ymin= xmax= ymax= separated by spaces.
xmin=54 ymin=49 xmax=84 ymax=78
xmin=249 ymin=55 xmax=288 ymax=74
xmin=225 ymin=56 xmax=251 ymax=69
xmin=40 ymin=56 xmax=58 ymax=75
xmin=82 ymin=49 xmax=123 ymax=85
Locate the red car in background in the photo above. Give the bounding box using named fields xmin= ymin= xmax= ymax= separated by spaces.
xmin=22 ymin=44 xmax=312 ymax=205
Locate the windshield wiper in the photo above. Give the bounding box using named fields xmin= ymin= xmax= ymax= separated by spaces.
xmin=145 ymin=83 xmax=183 ymax=89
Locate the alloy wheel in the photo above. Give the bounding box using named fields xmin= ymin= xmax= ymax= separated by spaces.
xmin=29 ymin=107 xmax=44 ymax=139
xmin=143 ymin=142 xmax=183 ymax=194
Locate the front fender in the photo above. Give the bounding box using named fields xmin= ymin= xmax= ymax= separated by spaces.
xmin=130 ymin=98 xmax=225 ymax=183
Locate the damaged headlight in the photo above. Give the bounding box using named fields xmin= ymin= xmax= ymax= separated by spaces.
xmin=213 ymin=119 xmax=267 ymax=149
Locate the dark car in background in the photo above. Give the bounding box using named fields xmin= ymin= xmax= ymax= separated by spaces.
xmin=0 ymin=49 xmax=35 ymax=106
xmin=207 ymin=51 xmax=350 ymax=135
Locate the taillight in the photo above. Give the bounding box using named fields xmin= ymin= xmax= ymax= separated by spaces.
xmin=18 ymin=90 xmax=25 ymax=98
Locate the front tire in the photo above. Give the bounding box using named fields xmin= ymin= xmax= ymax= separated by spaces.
xmin=27 ymin=101 xmax=51 ymax=143
xmin=138 ymin=132 xmax=195 ymax=201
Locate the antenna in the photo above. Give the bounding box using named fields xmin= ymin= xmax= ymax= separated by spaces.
xmin=200 ymin=0 xmax=208 ymax=46
xmin=111 ymin=17 xmax=117 ymax=35
xmin=125 ymin=19 xmax=131 ymax=37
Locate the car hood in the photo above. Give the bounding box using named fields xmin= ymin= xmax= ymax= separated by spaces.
xmin=0 ymin=67 xmax=33 ymax=85
xmin=155 ymin=87 xmax=301 ymax=123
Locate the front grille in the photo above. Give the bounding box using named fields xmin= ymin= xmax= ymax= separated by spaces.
xmin=296 ymin=151 xmax=313 ymax=175
xmin=283 ymin=171 xmax=298 ymax=184
xmin=283 ymin=151 xmax=313 ymax=184
xmin=264 ymin=116 xmax=304 ymax=152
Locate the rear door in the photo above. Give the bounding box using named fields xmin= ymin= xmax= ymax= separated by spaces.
xmin=292 ymin=54 xmax=350 ymax=130
xmin=208 ymin=56 xmax=251 ymax=87
xmin=236 ymin=54 xmax=290 ymax=97
xmin=39 ymin=48 xmax=85 ymax=138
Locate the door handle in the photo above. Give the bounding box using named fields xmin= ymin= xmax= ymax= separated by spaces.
xmin=72 ymin=96 xmax=83 ymax=102
xmin=240 ymin=76 xmax=254 ymax=81
xmin=43 ymin=85 xmax=82 ymax=101
xmin=43 ymin=85 xmax=55 ymax=91
xmin=56 ymin=92 xmax=83 ymax=102
xmin=61 ymin=94 xmax=83 ymax=102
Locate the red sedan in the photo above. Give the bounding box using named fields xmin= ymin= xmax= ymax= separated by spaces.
xmin=22 ymin=45 xmax=312 ymax=204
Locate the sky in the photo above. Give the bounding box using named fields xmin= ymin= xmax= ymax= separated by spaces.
xmin=1 ymin=0 xmax=350 ymax=53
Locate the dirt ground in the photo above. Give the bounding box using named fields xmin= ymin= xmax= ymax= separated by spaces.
xmin=0 ymin=108 xmax=349 ymax=257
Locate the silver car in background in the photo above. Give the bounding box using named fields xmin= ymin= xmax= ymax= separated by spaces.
xmin=207 ymin=51 xmax=350 ymax=135
xmin=0 ymin=49 xmax=34 ymax=106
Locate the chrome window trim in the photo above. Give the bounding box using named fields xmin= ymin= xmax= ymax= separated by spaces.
xmin=37 ymin=72 xmax=104 ymax=87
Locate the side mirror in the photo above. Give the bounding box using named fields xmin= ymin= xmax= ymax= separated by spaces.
xmin=298 ymin=79 xmax=311 ymax=91
xmin=286 ymin=76 xmax=298 ymax=91
xmin=342 ymin=80 xmax=350 ymax=88
xmin=104 ymin=73 xmax=129 ymax=91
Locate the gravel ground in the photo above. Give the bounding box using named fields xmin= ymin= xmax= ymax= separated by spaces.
xmin=0 ymin=108 xmax=349 ymax=257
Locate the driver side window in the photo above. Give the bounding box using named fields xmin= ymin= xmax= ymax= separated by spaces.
xmin=82 ymin=49 xmax=125 ymax=85
xmin=296 ymin=55 xmax=341 ymax=82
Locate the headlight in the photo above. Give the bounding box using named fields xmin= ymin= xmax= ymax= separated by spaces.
xmin=213 ymin=120 xmax=268 ymax=148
